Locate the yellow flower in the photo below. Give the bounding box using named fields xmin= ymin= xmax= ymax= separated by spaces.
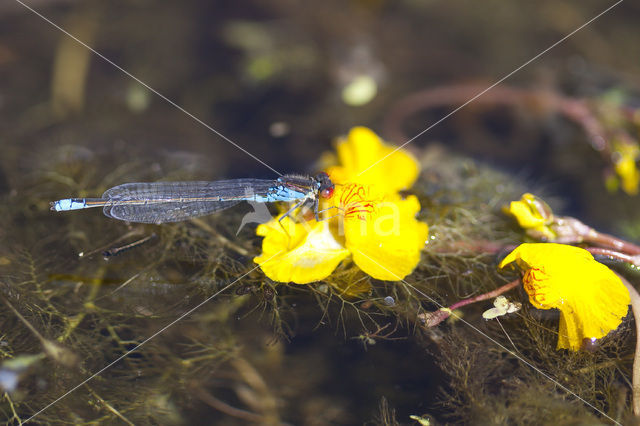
xmin=254 ymin=127 xmax=428 ymax=284
xmin=504 ymin=193 xmax=556 ymax=241
xmin=612 ymin=141 xmax=640 ymax=195
xmin=499 ymin=243 xmax=630 ymax=351
xmin=325 ymin=126 xmax=420 ymax=193
xmin=254 ymin=216 xmax=350 ymax=284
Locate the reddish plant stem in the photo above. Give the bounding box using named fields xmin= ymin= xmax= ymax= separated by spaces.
xmin=430 ymin=241 xmax=515 ymax=256
xmin=587 ymin=247 xmax=640 ymax=265
xmin=585 ymin=231 xmax=640 ymax=256
xmin=551 ymin=216 xmax=640 ymax=256
xmin=450 ymin=279 xmax=520 ymax=311
xmin=383 ymin=84 xmax=615 ymax=158
xmin=421 ymin=279 xmax=520 ymax=327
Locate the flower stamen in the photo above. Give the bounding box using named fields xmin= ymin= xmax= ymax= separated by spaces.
xmin=339 ymin=183 xmax=376 ymax=220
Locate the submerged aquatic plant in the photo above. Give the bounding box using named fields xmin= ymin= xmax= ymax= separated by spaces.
xmin=254 ymin=127 xmax=429 ymax=284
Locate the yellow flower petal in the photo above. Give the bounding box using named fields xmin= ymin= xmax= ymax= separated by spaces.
xmin=500 ymin=243 xmax=630 ymax=351
xmin=254 ymin=216 xmax=350 ymax=284
xmin=327 ymin=127 xmax=420 ymax=193
xmin=342 ymin=189 xmax=429 ymax=281
xmin=613 ymin=142 xmax=640 ymax=195
xmin=503 ymin=193 xmax=556 ymax=241
xmin=508 ymin=200 xmax=544 ymax=229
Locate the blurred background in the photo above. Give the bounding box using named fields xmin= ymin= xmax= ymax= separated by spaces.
xmin=1 ymin=0 xmax=640 ymax=424
xmin=1 ymin=0 xmax=640 ymax=227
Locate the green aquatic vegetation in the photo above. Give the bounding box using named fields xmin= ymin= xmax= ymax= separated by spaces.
xmin=1 ymin=136 xmax=639 ymax=425
xmin=431 ymin=313 xmax=634 ymax=423
xmin=4 ymin=0 xmax=640 ymax=423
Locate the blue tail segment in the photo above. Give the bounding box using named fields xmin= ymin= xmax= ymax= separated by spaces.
xmin=50 ymin=198 xmax=104 ymax=212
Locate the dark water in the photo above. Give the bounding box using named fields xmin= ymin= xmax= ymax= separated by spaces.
xmin=1 ymin=1 xmax=640 ymax=424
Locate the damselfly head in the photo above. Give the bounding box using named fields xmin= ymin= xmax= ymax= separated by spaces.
xmin=315 ymin=172 xmax=335 ymax=199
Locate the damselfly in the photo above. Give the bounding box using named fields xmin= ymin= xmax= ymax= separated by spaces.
xmin=51 ymin=172 xmax=335 ymax=225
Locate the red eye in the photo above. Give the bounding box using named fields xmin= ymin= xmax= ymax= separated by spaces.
xmin=320 ymin=186 xmax=334 ymax=199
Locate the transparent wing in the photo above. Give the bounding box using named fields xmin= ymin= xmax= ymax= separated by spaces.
xmin=101 ymin=180 xmax=274 ymax=224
